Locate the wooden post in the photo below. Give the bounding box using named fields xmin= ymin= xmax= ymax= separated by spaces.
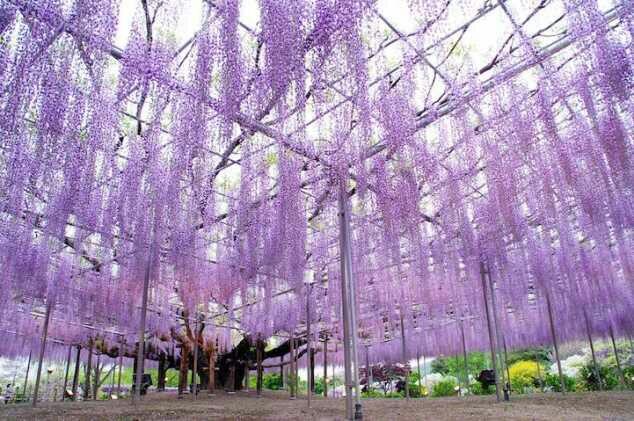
xmin=584 ymin=311 xmax=602 ymax=390
xmin=280 ymin=356 xmax=285 ymax=389
xmin=256 ymin=339 xmax=263 ymax=397
xmin=178 ymin=343 xmax=190 ymax=398
xmin=32 ymin=300 xmax=52 ymax=407
xmin=22 ymin=351 xmax=32 ymax=401
xmin=71 ymin=346 xmax=81 ymax=400
xmin=134 ymin=242 xmax=153 ymax=403
xmin=289 ymin=336 xmax=296 ymax=399
xmin=609 ymin=326 xmax=626 ymax=387
xmin=208 ymin=345 xmax=216 ymax=395
xmin=228 ymin=361 xmax=236 ymax=393
xmin=84 ymin=339 xmax=93 ymax=400
xmin=323 ymin=339 xmax=328 ymax=398
xmin=62 ymin=345 xmax=72 ymax=401
xmin=545 ymin=291 xmax=565 ymax=394
xmin=399 ymin=311 xmax=410 ymax=400
xmin=310 ymin=349 xmax=315 ymax=393
xmin=157 ymin=353 xmax=166 ymax=392
xmin=244 ymin=361 xmax=250 ymax=391
xmin=479 ymin=261 xmax=500 ymax=401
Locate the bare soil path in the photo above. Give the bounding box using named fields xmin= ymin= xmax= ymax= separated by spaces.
xmin=1 ymin=390 xmax=633 ymax=420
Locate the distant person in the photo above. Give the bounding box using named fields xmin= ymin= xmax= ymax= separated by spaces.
xmin=4 ymin=384 xmax=14 ymax=404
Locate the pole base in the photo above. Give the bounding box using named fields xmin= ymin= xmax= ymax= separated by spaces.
xmin=354 ymin=403 xmax=363 ymax=420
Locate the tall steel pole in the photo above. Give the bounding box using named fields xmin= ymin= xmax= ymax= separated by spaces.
xmin=117 ymin=338 xmax=124 ymax=397
xmin=460 ymin=321 xmax=469 ymax=393
xmin=32 ymin=300 xmax=53 ymax=407
xmin=584 ymin=311 xmax=602 ymax=390
xmin=192 ymin=314 xmax=199 ymax=399
xmin=399 ymin=312 xmax=410 ymax=400
xmin=486 ymin=263 xmax=506 ymax=396
xmin=71 ymin=346 xmax=81 ymax=399
xmin=338 ymin=183 xmax=363 ymax=420
xmin=22 ymin=351 xmax=32 ymax=402
xmin=62 ymin=345 xmax=72 ymax=401
xmin=134 ymin=241 xmax=154 ymax=402
xmin=545 ymin=291 xmax=565 ymax=394
xmin=306 ymin=283 xmax=312 ymax=408
xmin=479 ymin=261 xmax=500 ymax=401
xmin=323 ymin=338 xmax=328 ymax=398
xmin=609 ymin=326 xmax=626 ymax=387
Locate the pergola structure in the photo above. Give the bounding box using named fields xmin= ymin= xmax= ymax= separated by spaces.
xmin=0 ymin=0 xmax=632 ymax=419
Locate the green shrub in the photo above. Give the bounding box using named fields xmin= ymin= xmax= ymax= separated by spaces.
xmin=545 ymin=373 xmax=576 ymax=392
xmin=623 ymin=366 xmax=634 ymax=387
xmin=470 ymin=381 xmax=494 ymax=395
xmin=431 ymin=353 xmax=489 ymax=379
xmin=384 ymin=391 xmax=403 ymax=398
xmin=431 ymin=378 xmax=458 ymax=397
xmin=262 ymin=373 xmax=283 ymax=390
xmin=578 ymin=363 xmax=619 ymax=391
xmin=362 ymin=389 xmax=384 ymax=398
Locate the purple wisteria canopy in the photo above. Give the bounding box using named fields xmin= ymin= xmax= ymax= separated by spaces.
xmin=0 ymin=0 xmax=632 ymax=364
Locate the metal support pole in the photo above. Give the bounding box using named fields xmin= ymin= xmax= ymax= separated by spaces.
xmin=609 ymin=326 xmax=626 ymax=387
xmin=399 ymin=312 xmax=410 ymax=400
xmin=502 ymin=336 xmax=511 ymax=399
xmin=208 ymin=345 xmax=216 ymax=395
xmin=192 ymin=315 xmax=199 ymax=399
xmin=62 ymin=345 xmax=72 ymax=401
xmin=117 ymin=339 xmax=124 ymax=397
xmin=109 ymin=359 xmax=116 ymax=399
xmin=306 ymin=283 xmax=312 ymax=408
xmin=32 ymin=300 xmax=52 ymax=407
xmin=256 ymin=338 xmax=263 ymax=397
xmin=460 ymin=321 xmax=469 ymax=394
xmin=23 ymin=351 xmax=32 ymax=402
xmin=323 ymin=339 xmax=328 ymax=398
xmin=545 ymin=291 xmax=565 ymax=394
xmin=71 ymin=346 xmax=81 ymax=400
xmin=486 ymin=263 xmax=506 ymax=398
xmin=584 ymin=311 xmax=602 ymax=390
xmin=85 ymin=340 xmax=93 ymax=400
xmin=365 ymin=345 xmax=372 ymax=393
xmin=338 ymin=183 xmax=363 ymax=420
xmin=416 ymin=354 xmax=422 ymax=395
xmin=479 ymin=261 xmax=500 ymax=401
xmin=134 ymin=242 xmax=153 ymax=402
xmin=423 ymin=354 xmax=428 ymax=394
xmin=536 ymin=349 xmax=544 ymax=392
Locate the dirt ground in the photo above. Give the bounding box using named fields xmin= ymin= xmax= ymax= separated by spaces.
xmin=1 ymin=390 xmax=633 ymax=420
